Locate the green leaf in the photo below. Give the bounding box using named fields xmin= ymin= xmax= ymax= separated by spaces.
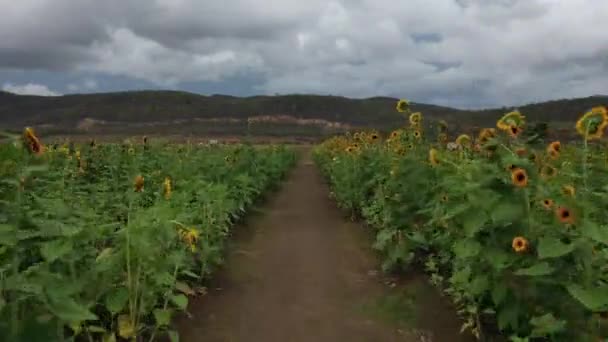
xmin=537 ymin=237 xmax=575 ymax=259
xmin=492 ymin=283 xmax=508 ymax=306
xmin=514 ymin=262 xmax=554 ymax=276
xmin=461 ymin=210 xmax=487 ymax=237
xmin=46 ymin=294 xmax=97 ymax=323
xmin=583 ymin=222 xmax=608 ymax=245
xmin=40 ymin=239 xmax=73 ymax=263
xmin=469 ymin=275 xmax=489 ymax=296
xmin=491 ymin=202 xmax=524 ymax=223
xmin=168 ymin=330 xmax=179 ymax=342
xmin=105 ymin=287 xmax=129 ymax=314
xmin=153 ymin=309 xmax=172 ymax=326
xmin=497 ymin=303 xmax=519 ymax=331
xmin=530 ymin=313 xmax=566 ymax=337
xmin=453 ymin=239 xmax=481 ymax=259
xmin=566 ymin=284 xmax=608 ymax=311
xmin=171 ymin=294 xmax=188 ymax=310
xmin=175 ymin=281 xmax=195 ymax=296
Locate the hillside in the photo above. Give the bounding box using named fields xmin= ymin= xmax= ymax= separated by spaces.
xmin=0 ymin=90 xmax=606 ymax=138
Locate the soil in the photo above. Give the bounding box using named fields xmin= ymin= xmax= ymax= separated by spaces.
xmin=174 ymin=148 xmax=474 ymax=342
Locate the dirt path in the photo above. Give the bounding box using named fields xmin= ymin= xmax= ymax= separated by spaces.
xmin=176 ymin=149 xmax=472 ymax=342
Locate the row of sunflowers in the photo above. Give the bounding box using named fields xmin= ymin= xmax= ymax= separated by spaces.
xmin=313 ymin=101 xmax=608 ymax=341
xmin=0 ymin=129 xmax=296 ymax=341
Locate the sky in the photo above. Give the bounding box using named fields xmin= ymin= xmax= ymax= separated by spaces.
xmin=1 ymin=0 xmax=607 ymax=109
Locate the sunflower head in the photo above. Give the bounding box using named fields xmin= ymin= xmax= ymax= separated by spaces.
xmin=541 ymin=198 xmax=554 ymax=210
xmin=437 ymin=133 xmax=448 ymax=144
xmin=509 ymin=149 xmax=524 ymax=159
xmin=440 ymin=193 xmax=449 ymax=203
xmin=512 ymin=236 xmax=529 ymax=253
xmin=396 ymin=99 xmax=410 ymax=113
xmin=508 ymin=125 xmax=523 ymax=138
xmin=438 ymin=120 xmax=448 ymax=133
xmin=390 ymin=130 xmax=400 ymax=139
xmin=497 ymin=110 xmax=526 ymax=131
xmin=511 ymin=168 xmax=528 ymax=187
xmin=562 ymin=185 xmax=575 ymax=197
xmin=455 ymin=134 xmax=471 ymax=147
xmin=540 ymin=164 xmax=557 ymax=179
xmin=134 ymin=175 xmax=145 ymax=192
xmin=478 ymin=128 xmax=497 ymax=144
xmin=23 ymin=127 xmax=44 ymax=155
xmin=163 ymin=177 xmax=172 ymax=199
xmin=429 ymin=148 xmax=439 ymax=166
xmin=413 ymin=130 xmax=422 ymax=139
xmin=576 ymin=106 xmax=608 ymax=140
xmin=556 ymin=206 xmax=575 ymax=225
xmin=409 ymin=112 xmax=423 ymax=126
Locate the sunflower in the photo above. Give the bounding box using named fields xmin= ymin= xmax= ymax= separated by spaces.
xmin=511 ymin=168 xmax=528 ymax=187
xmin=575 ymin=106 xmax=608 ymax=140
xmin=438 ymin=120 xmax=448 ymax=133
xmin=407 ymin=143 xmax=414 ymax=150
xmin=390 ymin=130 xmax=400 ymax=139
xmin=440 ymin=193 xmax=449 ymax=203
xmin=429 ymin=148 xmax=439 ymax=166
xmin=371 ymin=133 xmax=380 ymax=141
xmin=541 ymin=198 xmax=554 ymax=210
xmin=497 ymin=110 xmax=526 ymax=131
xmin=409 ymin=112 xmax=423 ymax=126
xmin=556 ymin=206 xmax=575 ymax=224
xmin=413 ymin=130 xmax=422 ymax=139
xmin=515 ymin=147 xmax=527 ymax=157
xmin=540 ymin=164 xmax=557 ymax=179
xmin=163 ymin=177 xmax=172 ymax=200
xmin=23 ymin=127 xmax=44 ymax=155
xmin=512 ymin=236 xmax=529 ymax=253
xmin=179 ymin=227 xmax=200 ymax=252
xmin=455 ymin=134 xmax=471 ymax=146
xmin=562 ymin=185 xmax=575 ymax=197
xmin=345 ymin=146 xmax=355 ymax=153
xmin=508 ymin=125 xmax=523 ymax=138
xmin=134 ymin=175 xmax=144 ymax=192
xmin=478 ymin=128 xmax=497 ymax=144
xmin=396 ymin=99 xmax=410 ymax=113
xmin=547 ymin=141 xmax=561 ymax=154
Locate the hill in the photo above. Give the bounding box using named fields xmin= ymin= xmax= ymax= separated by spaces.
xmin=0 ymin=90 xmax=606 ymax=139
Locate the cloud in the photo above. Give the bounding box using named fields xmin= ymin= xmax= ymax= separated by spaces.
xmin=2 ymin=82 xmax=61 ymax=96
xmin=0 ymin=0 xmax=607 ymax=108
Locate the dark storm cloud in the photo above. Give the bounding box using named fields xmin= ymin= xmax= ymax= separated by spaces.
xmin=0 ymin=0 xmax=607 ymax=107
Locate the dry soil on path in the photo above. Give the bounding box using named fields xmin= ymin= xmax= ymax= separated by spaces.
xmin=176 ymin=149 xmax=472 ymax=342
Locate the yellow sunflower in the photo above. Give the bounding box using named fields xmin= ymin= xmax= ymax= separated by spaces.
xmin=575 ymin=106 xmax=608 ymax=140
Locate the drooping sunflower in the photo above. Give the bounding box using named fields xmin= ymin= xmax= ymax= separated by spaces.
xmin=134 ymin=175 xmax=144 ymax=192
xmin=478 ymin=128 xmax=497 ymax=145
xmin=163 ymin=177 xmax=172 ymax=200
xmin=497 ymin=110 xmax=526 ymax=131
xmin=455 ymin=134 xmax=471 ymax=147
xmin=575 ymin=106 xmax=608 ymax=140
xmin=511 ymin=168 xmax=528 ymax=187
xmin=562 ymin=185 xmax=575 ymax=197
xmin=437 ymin=133 xmax=448 ymax=144
xmin=179 ymin=227 xmax=200 ymax=252
xmin=409 ymin=112 xmax=423 ymax=126
xmin=429 ymin=148 xmax=439 ymax=166
xmin=556 ymin=206 xmax=575 ymax=224
xmin=438 ymin=120 xmax=448 ymax=133
xmin=512 ymin=236 xmax=529 ymax=253
xmin=396 ymin=99 xmax=410 ymax=113
xmin=23 ymin=127 xmax=44 ymax=155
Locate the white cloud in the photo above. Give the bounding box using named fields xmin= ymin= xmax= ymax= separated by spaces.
xmin=2 ymin=83 xmax=61 ymax=96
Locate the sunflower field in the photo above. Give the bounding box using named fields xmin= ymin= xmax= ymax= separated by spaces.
xmin=314 ymin=101 xmax=608 ymax=341
xmin=0 ymin=130 xmax=296 ymax=341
